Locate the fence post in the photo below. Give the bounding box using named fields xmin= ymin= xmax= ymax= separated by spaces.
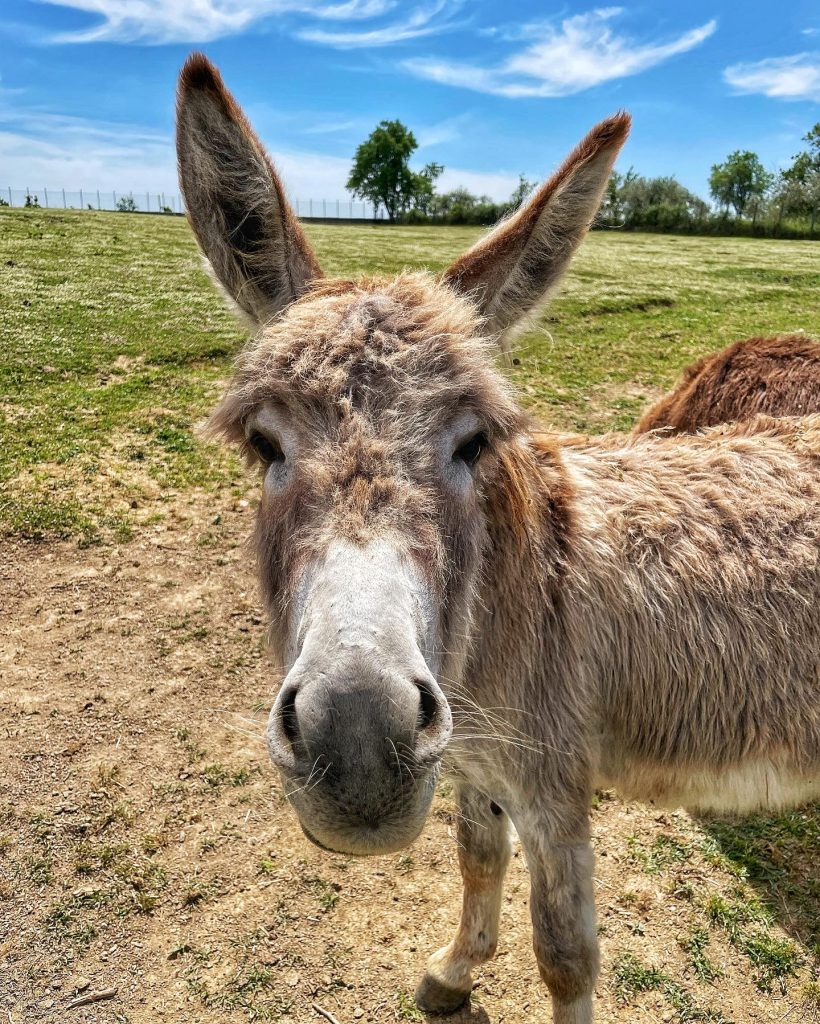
xmin=80 ymin=188 xmax=83 ymax=207
xmin=8 ymin=187 xmax=11 ymax=206
xmin=113 ymin=191 xmax=117 ymax=208
xmin=43 ymin=188 xmax=48 ymax=208
xmin=97 ymin=190 xmax=101 ymax=210
xmin=62 ymin=188 xmax=66 ymax=207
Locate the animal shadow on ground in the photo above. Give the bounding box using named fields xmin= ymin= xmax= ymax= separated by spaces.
xmin=422 ymin=1003 xmax=491 ymax=1024
xmin=698 ymin=803 xmax=820 ymax=955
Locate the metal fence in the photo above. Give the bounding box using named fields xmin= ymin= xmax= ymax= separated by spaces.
xmin=292 ymin=198 xmax=387 ymax=220
xmin=1 ymin=187 xmax=388 ymax=220
xmin=2 ymin=187 xmax=183 ymax=213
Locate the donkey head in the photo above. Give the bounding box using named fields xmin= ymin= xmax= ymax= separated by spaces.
xmin=177 ymin=53 xmax=629 ymax=856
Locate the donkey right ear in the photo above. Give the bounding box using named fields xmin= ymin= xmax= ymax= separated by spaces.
xmin=176 ymin=53 xmax=322 ymax=325
xmin=442 ymin=113 xmax=630 ymax=349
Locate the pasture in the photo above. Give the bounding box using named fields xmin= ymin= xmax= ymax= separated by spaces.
xmin=1 ymin=208 xmax=819 ymax=1024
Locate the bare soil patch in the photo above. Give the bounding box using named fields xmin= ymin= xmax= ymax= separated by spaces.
xmin=2 ymin=498 xmax=816 ymax=1024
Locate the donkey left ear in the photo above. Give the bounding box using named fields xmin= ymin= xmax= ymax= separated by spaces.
xmin=442 ymin=113 xmax=630 ymax=348
xmin=176 ymin=53 xmax=323 ymax=325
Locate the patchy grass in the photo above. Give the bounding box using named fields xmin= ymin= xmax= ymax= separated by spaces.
xmin=681 ymin=928 xmax=723 ymax=984
xmin=627 ymin=832 xmax=693 ymax=873
xmin=702 ymin=809 xmax=820 ymax=955
xmin=396 ymin=988 xmax=424 ymax=1021
xmin=703 ymin=888 xmax=804 ymax=993
xmin=1 ymin=210 xmax=818 ymax=1023
xmin=1 ymin=209 xmax=818 ymax=541
xmin=612 ymin=952 xmax=731 ymax=1023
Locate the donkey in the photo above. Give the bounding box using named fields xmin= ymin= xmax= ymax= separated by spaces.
xmin=637 ymin=333 xmax=820 ymax=434
xmin=177 ymin=55 xmax=820 ymax=1024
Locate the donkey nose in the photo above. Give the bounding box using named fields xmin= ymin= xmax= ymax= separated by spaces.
xmin=266 ymin=670 xmax=452 ymax=773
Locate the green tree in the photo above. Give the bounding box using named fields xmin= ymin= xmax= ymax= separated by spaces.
xmin=806 ymin=171 xmax=820 ymax=233
xmin=709 ymin=150 xmax=772 ymax=217
xmin=779 ymin=122 xmax=820 ymax=231
xmin=770 ymin=171 xmax=806 ymax=231
xmin=347 ymin=121 xmax=442 ymax=221
xmin=412 ymin=161 xmax=444 ymax=215
xmin=789 ymin=122 xmax=820 ymax=180
xmin=508 ymin=174 xmax=535 ymax=209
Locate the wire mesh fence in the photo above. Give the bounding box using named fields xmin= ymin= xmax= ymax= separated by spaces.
xmin=2 ymin=187 xmax=183 ymax=213
xmin=292 ymin=198 xmax=387 ymax=220
xmin=1 ymin=187 xmax=388 ymax=220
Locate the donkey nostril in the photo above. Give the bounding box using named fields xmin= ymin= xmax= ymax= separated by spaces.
xmin=415 ymin=678 xmax=440 ymax=731
xmin=412 ymin=676 xmax=452 ymax=765
xmin=279 ymin=688 xmax=299 ymax=745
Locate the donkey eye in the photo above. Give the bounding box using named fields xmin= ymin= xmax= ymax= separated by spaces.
xmin=454 ymin=431 xmax=488 ymax=467
xmin=249 ymin=432 xmax=285 ymax=465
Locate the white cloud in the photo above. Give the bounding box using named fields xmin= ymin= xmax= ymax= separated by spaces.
xmin=315 ymin=0 xmax=395 ymax=18
xmin=302 ymin=118 xmax=364 ymax=135
xmin=296 ymin=0 xmax=453 ymax=49
xmin=405 ymin=8 xmax=716 ymax=98
xmin=40 ymin=0 xmax=398 ymax=45
xmin=415 ymin=113 xmax=468 ymax=148
xmin=0 ymin=106 xmax=351 ymax=197
xmin=436 ymin=166 xmax=519 ymax=201
xmin=724 ymin=53 xmax=820 ymax=102
xmin=0 ymin=113 xmax=180 ymax=193
xmin=0 ymin=107 xmax=519 ymax=203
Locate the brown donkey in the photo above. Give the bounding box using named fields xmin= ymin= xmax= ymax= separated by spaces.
xmin=637 ymin=333 xmax=820 ymax=434
xmin=177 ymin=55 xmax=820 ymax=1024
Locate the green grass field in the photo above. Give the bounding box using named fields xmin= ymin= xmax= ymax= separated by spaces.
xmin=1 ymin=208 xmax=818 ymax=543
xmin=2 ymin=208 xmax=819 ymax=1022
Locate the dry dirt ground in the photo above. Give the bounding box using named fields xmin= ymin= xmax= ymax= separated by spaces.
xmin=2 ymin=488 xmax=818 ymax=1024
xmin=2 ymin=214 xmax=818 ymax=1024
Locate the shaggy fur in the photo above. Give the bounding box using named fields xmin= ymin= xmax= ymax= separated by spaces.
xmin=637 ymin=333 xmax=820 ymax=434
xmin=177 ymin=56 xmax=820 ymax=1024
xmin=444 ymin=112 xmax=630 ymax=350
xmin=176 ymin=54 xmax=321 ymax=323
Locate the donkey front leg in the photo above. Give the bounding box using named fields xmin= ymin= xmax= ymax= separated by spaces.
xmin=519 ymin=823 xmax=599 ymax=1024
xmin=415 ymin=783 xmax=512 ymax=1013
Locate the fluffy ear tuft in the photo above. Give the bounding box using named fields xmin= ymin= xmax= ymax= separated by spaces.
xmin=179 ymin=51 xmax=223 ymax=93
xmin=442 ymin=112 xmax=631 ymax=348
xmin=176 ymin=53 xmax=322 ymax=325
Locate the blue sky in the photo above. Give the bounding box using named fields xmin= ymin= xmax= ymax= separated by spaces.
xmin=1 ymin=1 xmax=819 ymax=203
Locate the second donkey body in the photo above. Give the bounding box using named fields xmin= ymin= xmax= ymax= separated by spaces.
xmin=637 ymin=333 xmax=820 ymax=434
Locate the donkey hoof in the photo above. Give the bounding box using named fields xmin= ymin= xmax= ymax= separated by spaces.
xmin=414 ymin=973 xmax=471 ymax=1015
